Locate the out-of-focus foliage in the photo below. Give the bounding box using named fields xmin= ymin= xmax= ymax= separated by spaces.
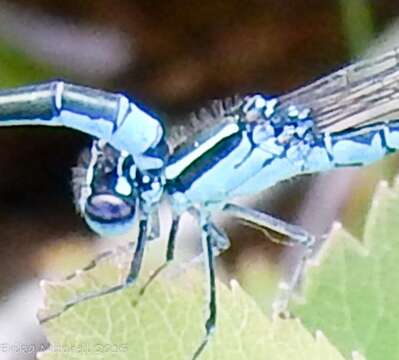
xmin=0 ymin=39 xmax=53 ymax=87
xmin=292 ymin=178 xmax=399 ymax=360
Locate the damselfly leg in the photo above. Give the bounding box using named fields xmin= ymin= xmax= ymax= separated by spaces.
xmin=222 ymin=203 xmax=315 ymax=248
xmin=92 ymin=211 xmax=150 ymax=290
xmin=192 ymin=214 xmax=217 ymax=360
xmin=138 ymin=214 xmax=180 ymax=296
xmin=222 ymin=203 xmax=316 ymax=313
xmin=137 ymin=202 xmax=316 ymax=357
xmin=125 ymin=217 xmax=149 ymax=285
xmin=139 ymin=213 xmax=230 ymax=298
xmin=39 ymin=212 xmax=150 ymax=323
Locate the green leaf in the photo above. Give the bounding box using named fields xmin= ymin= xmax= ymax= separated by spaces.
xmin=0 ymin=39 xmax=53 ymax=86
xmin=292 ymin=178 xmax=399 ymax=360
xmin=38 ymin=244 xmax=347 ymax=360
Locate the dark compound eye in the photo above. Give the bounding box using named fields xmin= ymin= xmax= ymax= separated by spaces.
xmin=73 ymin=142 xmax=138 ymax=235
xmin=83 ymin=193 xmax=137 ymax=236
xmin=85 ymin=194 xmax=135 ymax=222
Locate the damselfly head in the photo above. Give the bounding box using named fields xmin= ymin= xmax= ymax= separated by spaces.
xmin=72 ymin=141 xmax=138 ymax=235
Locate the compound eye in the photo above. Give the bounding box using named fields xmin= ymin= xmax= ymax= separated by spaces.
xmin=84 ymin=193 xmax=136 ymax=235
xmin=86 ymin=194 xmax=133 ymax=221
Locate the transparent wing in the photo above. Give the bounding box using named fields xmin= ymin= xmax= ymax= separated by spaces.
xmin=278 ymin=47 xmax=399 ymax=133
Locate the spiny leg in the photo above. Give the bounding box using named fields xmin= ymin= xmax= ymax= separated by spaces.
xmin=153 ymin=220 xmax=231 ymax=287
xmin=222 ymin=203 xmax=315 ymax=247
xmin=40 ymin=214 xmax=150 ymax=323
xmin=78 ymin=215 xmax=149 ymax=293
xmin=138 ymin=215 xmax=227 ymax=358
xmin=139 ymin=214 xmax=231 ymax=298
xmin=192 ymin=215 xmax=217 ymax=360
xmin=126 ymin=217 xmax=149 ymax=284
xmin=222 ymin=203 xmax=316 ymax=313
xmin=138 ymin=214 xmax=180 ymax=296
xmin=272 ymin=244 xmax=313 ymax=316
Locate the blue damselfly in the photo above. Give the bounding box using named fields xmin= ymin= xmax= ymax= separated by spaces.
xmin=2 ymin=47 xmax=399 ymax=358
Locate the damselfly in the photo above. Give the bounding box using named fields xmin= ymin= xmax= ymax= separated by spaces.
xmin=3 ymin=47 xmax=399 ymax=358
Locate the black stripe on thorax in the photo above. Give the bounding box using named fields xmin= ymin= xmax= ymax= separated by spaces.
xmin=167 ymin=131 xmax=244 ymax=193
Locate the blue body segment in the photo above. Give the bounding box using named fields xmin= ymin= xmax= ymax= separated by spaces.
xmin=165 ymin=95 xmax=399 ymax=213
xmin=0 ymin=81 xmax=168 ymax=175
xmin=0 ymin=81 xmax=169 ymax=224
xmin=325 ymin=122 xmax=397 ymax=166
xmin=1 ymin=78 xmax=399 ymax=236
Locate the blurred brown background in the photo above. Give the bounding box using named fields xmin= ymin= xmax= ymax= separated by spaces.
xmin=1 ymin=2 xmax=399 ymax=353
